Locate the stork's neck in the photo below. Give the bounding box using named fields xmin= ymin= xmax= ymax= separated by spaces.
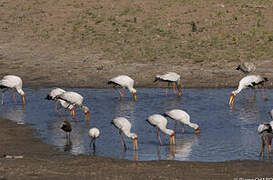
xmin=234 ymin=85 xmax=244 ymax=95
xmin=160 ymin=127 xmax=173 ymax=136
xmin=16 ymin=88 xmax=24 ymax=96
xmin=128 ymin=87 xmax=136 ymax=94
xmin=124 ymin=131 xmax=135 ymax=139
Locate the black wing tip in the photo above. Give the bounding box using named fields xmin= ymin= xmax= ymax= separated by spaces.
xmin=162 ymin=113 xmax=168 ymax=117
xmin=264 ymin=77 xmax=268 ymax=82
xmin=45 ymin=94 xmax=53 ymax=100
xmin=235 ymin=65 xmax=241 ymax=70
xmin=153 ymin=77 xmax=159 ymax=83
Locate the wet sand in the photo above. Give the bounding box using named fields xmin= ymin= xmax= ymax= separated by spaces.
xmin=1 ymin=117 xmax=273 ymax=179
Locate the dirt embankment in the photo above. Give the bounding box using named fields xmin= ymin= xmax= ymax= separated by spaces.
xmin=0 ymin=0 xmax=272 ymax=88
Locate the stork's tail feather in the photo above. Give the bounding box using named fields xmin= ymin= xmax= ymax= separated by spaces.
xmin=264 ymin=77 xmax=268 ymax=82
xmin=153 ymin=77 xmax=159 ymax=83
xmin=107 ymin=81 xmax=113 ymax=85
xmin=45 ymin=94 xmax=53 ymax=100
xmin=235 ymin=65 xmax=241 ymax=71
xmin=162 ymin=113 xmax=168 ymax=117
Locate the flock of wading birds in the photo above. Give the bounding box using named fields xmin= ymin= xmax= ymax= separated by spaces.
xmin=0 ymin=62 xmax=272 ymax=156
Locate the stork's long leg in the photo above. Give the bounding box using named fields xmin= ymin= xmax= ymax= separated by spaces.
xmin=174 ymin=121 xmax=177 ymax=135
xmin=12 ymin=88 xmax=17 ymax=104
xmin=119 ymin=131 xmax=126 ymax=150
xmin=260 ymin=135 xmax=266 ymax=156
xmin=268 ymin=137 xmax=272 ymax=153
xmin=123 ymin=88 xmax=125 ymax=98
xmin=262 ymin=86 xmax=268 ymax=101
xmin=166 ymin=83 xmax=170 ymax=96
xmin=1 ymin=91 xmax=4 ymax=105
xmin=114 ymin=87 xmax=122 ymax=100
xmin=182 ymin=124 xmax=184 ymax=134
xmin=172 ymin=83 xmax=177 ymax=94
xmin=157 ymin=128 xmax=162 ymax=145
xmin=72 ymin=105 xmax=76 ymax=117
xmin=249 ymin=88 xmax=252 ymax=100
xmin=55 ymin=101 xmax=59 ymax=112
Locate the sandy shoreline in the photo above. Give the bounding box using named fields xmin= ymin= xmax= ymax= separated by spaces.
xmin=1 ymin=117 xmax=273 ymax=179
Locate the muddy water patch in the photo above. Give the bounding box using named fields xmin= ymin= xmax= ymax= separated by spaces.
xmin=0 ymin=88 xmax=272 ymax=161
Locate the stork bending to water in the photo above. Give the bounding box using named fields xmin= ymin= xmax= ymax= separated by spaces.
xmin=0 ymin=75 xmax=25 ymax=105
xmin=229 ymin=75 xmax=268 ymax=105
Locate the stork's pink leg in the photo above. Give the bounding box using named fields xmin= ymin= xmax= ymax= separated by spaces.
xmin=166 ymin=83 xmax=170 ymax=96
xmin=114 ymin=87 xmax=122 ymax=100
xmin=182 ymin=124 xmax=184 ymax=134
xmin=12 ymin=88 xmax=17 ymax=104
xmin=172 ymin=83 xmax=177 ymax=94
xmin=72 ymin=106 xmax=76 ymax=117
xmin=55 ymin=101 xmax=59 ymax=112
xmin=1 ymin=92 xmax=4 ymax=105
xmin=261 ymin=135 xmax=266 ymax=156
xmin=157 ymin=128 xmax=162 ymax=145
xmin=262 ymin=87 xmax=267 ymax=101
xmin=249 ymin=88 xmax=252 ymax=100
xmin=123 ymin=88 xmax=125 ymax=99
xmin=119 ymin=131 xmax=126 ymax=150
xmin=174 ymin=122 xmax=177 ymax=135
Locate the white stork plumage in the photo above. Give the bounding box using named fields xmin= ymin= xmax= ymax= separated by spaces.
xmin=108 ymin=75 xmax=137 ymax=101
xmin=55 ymin=91 xmax=90 ymax=120
xmin=45 ymin=88 xmax=73 ymax=112
xmin=164 ymin=109 xmax=200 ymax=135
xmin=89 ymin=127 xmax=100 ymax=150
xmin=236 ymin=62 xmax=256 ymax=74
xmin=146 ymin=114 xmax=175 ymax=145
xmin=258 ymin=121 xmax=273 ymax=156
xmin=229 ymin=75 xmax=268 ymax=105
xmin=111 ymin=117 xmax=138 ymax=151
xmin=154 ymin=72 xmax=181 ymax=96
xmin=0 ymin=75 xmax=25 ymax=105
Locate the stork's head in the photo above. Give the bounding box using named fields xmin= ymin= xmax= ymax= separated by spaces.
xmin=170 ymin=131 xmax=175 ymax=145
xmin=130 ymin=133 xmax=138 ymax=150
xmin=132 ymin=89 xmax=137 ymax=101
xmin=17 ymin=89 xmax=25 ymax=104
xmin=82 ymin=106 xmax=90 ymax=120
xmin=189 ymin=123 xmax=200 ymax=134
xmin=229 ymin=91 xmax=237 ymax=105
xmin=177 ymin=84 xmax=182 ymax=96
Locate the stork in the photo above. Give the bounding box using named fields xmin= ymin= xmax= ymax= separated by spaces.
xmin=154 ymin=72 xmax=181 ymax=96
xmin=236 ymin=62 xmax=256 ymax=74
xmin=88 ymin=128 xmax=100 ymax=150
xmin=0 ymin=75 xmax=25 ymax=104
xmin=229 ymin=75 xmax=268 ymax=105
xmin=147 ymin=114 xmax=175 ymax=145
xmin=164 ymin=109 xmax=200 ymax=135
xmin=55 ymin=91 xmax=90 ymax=120
xmin=108 ymin=75 xmax=137 ymax=101
xmin=258 ymin=121 xmax=273 ymax=156
xmin=112 ymin=117 xmax=138 ymax=151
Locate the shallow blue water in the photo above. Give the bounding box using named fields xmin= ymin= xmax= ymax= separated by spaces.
xmin=0 ymin=88 xmax=272 ymax=162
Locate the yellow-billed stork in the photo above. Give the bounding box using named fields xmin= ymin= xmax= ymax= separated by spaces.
xmin=112 ymin=117 xmax=138 ymax=151
xmin=229 ymin=75 xmax=268 ymax=105
xmin=154 ymin=72 xmax=181 ymax=96
xmin=55 ymin=91 xmax=90 ymax=120
xmin=147 ymin=114 xmax=175 ymax=145
xmin=108 ymin=75 xmax=137 ymax=101
xmin=0 ymin=75 xmax=25 ymax=104
xmin=164 ymin=109 xmax=200 ymax=135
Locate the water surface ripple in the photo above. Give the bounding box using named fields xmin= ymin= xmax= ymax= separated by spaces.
xmin=0 ymin=88 xmax=272 ymax=162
